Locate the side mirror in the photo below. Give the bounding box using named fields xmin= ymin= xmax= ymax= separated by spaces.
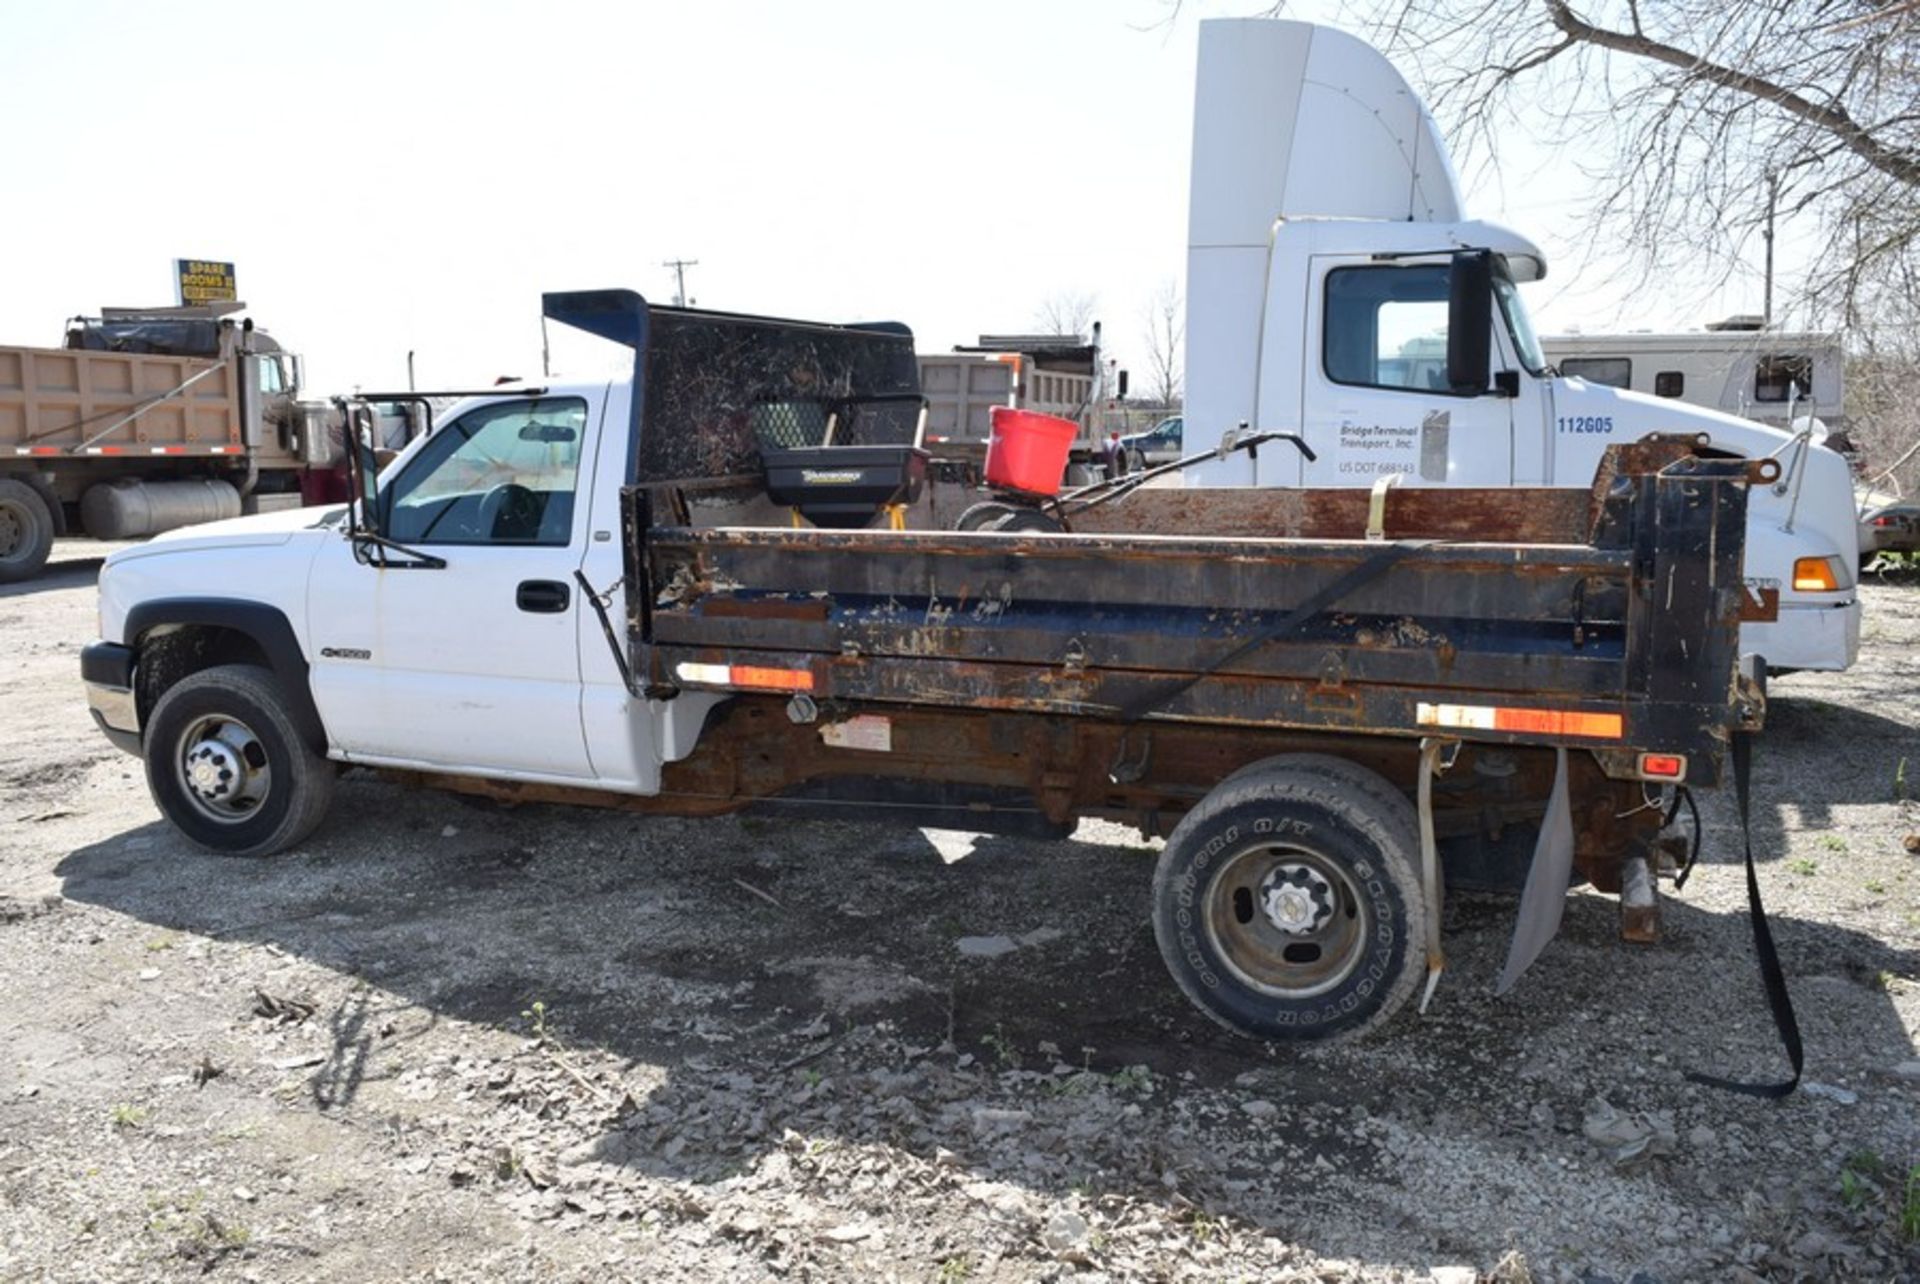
xmin=335 ymin=400 xmax=383 ymax=537
xmin=1447 ymin=249 xmax=1493 ymax=394
xmin=289 ymin=354 xmax=306 ymax=394
xmin=1116 ymin=369 xmax=1130 ymax=399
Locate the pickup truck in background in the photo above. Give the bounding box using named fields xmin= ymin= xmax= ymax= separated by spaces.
xmin=82 ymin=289 xmax=1773 ymax=1046
xmin=1180 ymin=20 xmax=1862 ymax=674
xmin=0 ymin=303 xmax=364 ymax=583
xmin=1120 ymin=415 xmax=1183 ymax=468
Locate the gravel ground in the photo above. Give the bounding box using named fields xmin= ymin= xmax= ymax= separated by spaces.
xmin=2 ymin=538 xmax=1917 ymax=1283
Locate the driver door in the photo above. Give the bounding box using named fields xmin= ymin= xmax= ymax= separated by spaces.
xmin=1301 ymin=256 xmax=1514 ymax=488
xmin=305 ymin=390 xmax=606 ymax=779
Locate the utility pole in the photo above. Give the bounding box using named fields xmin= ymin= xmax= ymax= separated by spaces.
xmin=1761 ymin=171 xmax=1779 ymax=328
xmin=663 ymin=258 xmax=699 ymax=307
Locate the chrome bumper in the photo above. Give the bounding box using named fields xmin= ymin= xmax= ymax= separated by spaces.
xmin=81 ymin=640 xmax=141 ymax=755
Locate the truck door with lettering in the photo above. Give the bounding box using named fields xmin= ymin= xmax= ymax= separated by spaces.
xmin=1301 ymin=256 xmax=1513 ymax=488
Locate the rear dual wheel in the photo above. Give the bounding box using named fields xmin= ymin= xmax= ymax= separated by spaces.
xmin=1151 ymin=757 xmax=1425 ymax=1042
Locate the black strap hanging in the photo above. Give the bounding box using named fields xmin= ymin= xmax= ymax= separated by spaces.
xmin=1685 ymin=732 xmax=1804 ymax=1098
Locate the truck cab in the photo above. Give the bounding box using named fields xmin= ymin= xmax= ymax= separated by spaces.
xmin=1180 ymin=20 xmax=1861 ymax=673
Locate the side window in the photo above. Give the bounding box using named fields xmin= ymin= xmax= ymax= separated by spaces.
xmin=383 ymin=397 xmax=587 ymax=546
xmin=256 ymin=355 xmax=286 ymax=395
xmin=1324 ymin=265 xmax=1452 ymax=392
xmin=1755 ymin=355 xmax=1812 ymax=403
xmin=1560 ymin=357 xmax=1632 ymax=388
xmin=1654 ymin=370 xmax=1685 ymax=398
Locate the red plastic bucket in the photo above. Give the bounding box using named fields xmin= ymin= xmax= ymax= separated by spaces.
xmin=985 ymin=406 xmax=1078 ymax=496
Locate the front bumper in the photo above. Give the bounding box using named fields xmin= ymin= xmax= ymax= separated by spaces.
xmin=1740 ymin=596 xmax=1862 ymax=673
xmin=81 ymin=639 xmax=141 ymax=756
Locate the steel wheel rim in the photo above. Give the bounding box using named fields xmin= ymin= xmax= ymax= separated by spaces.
xmin=174 ymin=714 xmax=272 ymax=824
xmin=0 ymin=499 xmax=27 ymax=563
xmin=1201 ymin=842 xmax=1370 ymax=999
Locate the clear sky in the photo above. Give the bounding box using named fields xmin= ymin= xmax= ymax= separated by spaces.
xmin=0 ymin=0 xmax=1802 ymax=393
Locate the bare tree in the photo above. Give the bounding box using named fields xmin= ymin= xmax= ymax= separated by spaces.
xmin=1250 ymin=0 xmax=1920 ymax=324
xmin=1033 ymin=290 xmax=1098 ymax=341
xmin=1140 ymin=280 xmax=1184 ymax=407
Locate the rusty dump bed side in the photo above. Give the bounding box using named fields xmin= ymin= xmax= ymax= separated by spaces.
xmin=622 ymin=448 xmax=1763 ymax=788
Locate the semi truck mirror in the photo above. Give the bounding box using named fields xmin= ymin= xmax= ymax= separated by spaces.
xmin=290 ymin=354 xmax=305 ymax=394
xmin=1447 ymin=249 xmax=1494 ymax=394
xmin=1116 ymin=369 xmax=1130 ymax=399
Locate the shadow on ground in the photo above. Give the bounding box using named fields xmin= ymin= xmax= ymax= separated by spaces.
xmin=52 ymin=768 xmax=1920 ymax=1243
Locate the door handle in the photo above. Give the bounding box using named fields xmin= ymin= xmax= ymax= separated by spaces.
xmin=516 ymin=579 xmax=571 ymax=613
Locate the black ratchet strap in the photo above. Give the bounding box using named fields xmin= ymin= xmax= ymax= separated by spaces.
xmin=1115 ymin=539 xmax=1432 ymax=725
xmin=1686 ymin=731 xmax=1803 ymax=1098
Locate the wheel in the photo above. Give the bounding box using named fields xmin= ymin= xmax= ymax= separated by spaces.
xmin=144 ymin=664 xmax=336 ymax=857
xmin=1151 ymin=760 xmax=1425 ymax=1042
xmin=989 ymin=508 xmax=1064 ymax=533
xmin=0 ymin=479 xmax=55 ymax=584
xmin=955 ymin=501 xmax=1016 ymax=532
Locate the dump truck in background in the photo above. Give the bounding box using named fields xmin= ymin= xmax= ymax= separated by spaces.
xmin=0 ymin=302 xmax=344 ymax=583
xmin=916 ymin=332 xmax=1121 ymax=489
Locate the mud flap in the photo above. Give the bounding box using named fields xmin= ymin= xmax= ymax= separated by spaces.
xmin=1495 ymin=746 xmax=1573 ymax=995
xmin=1685 ymin=732 xmax=1804 ymax=1097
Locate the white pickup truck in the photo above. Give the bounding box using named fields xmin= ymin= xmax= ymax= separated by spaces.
xmin=80 ymin=290 xmax=1775 ymax=1047
xmin=1181 ymin=20 xmax=1861 ymax=673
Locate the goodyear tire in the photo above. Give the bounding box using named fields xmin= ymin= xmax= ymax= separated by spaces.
xmin=1151 ymin=760 xmax=1425 ymax=1042
xmin=0 ymin=479 xmax=55 ymax=584
xmin=144 ymin=663 xmax=335 ymax=857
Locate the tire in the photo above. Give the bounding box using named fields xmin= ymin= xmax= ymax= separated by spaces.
xmin=0 ymin=479 xmax=55 ymax=584
xmin=143 ymin=663 xmax=336 ymax=857
xmin=989 ymin=508 xmax=1064 ymax=533
xmin=1151 ymin=761 xmax=1426 ymax=1042
xmin=955 ymin=501 xmax=1016 ymax=532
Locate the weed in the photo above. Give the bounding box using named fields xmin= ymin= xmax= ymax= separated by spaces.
xmin=1866 ymin=879 xmax=1887 ymax=895
xmin=803 ymin=1068 xmax=823 ymax=1089
xmin=1189 ymin=1210 xmax=1219 ymax=1243
xmin=1842 ymin=1167 xmax=1871 ymax=1210
xmin=1110 ymin=1064 xmax=1155 ymax=1094
xmin=1849 ymin=1149 xmax=1887 ymax=1177
xmin=110 ymin=1103 xmax=148 ymax=1130
xmin=144 ymin=933 xmax=178 ymax=952
xmin=980 ymin=1024 xmax=1018 ymax=1069
xmin=1820 ymin=834 xmax=1849 ymax=853
xmin=1788 ymin=857 xmax=1819 ymax=876
xmin=937 ymin=1255 xmax=973 ymax=1283
xmin=1902 ymin=1165 xmax=1920 ymax=1241
xmin=520 ymin=999 xmax=550 ymax=1040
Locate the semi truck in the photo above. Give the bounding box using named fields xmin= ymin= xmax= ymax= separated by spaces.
xmin=1179 ymin=20 xmax=1862 ymax=674
xmin=81 ymin=289 xmax=1776 ymax=1046
xmin=0 ymin=302 xmax=344 ymax=583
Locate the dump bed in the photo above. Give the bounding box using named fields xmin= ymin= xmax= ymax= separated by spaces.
xmin=623 ymin=443 xmax=1769 ymax=788
xmin=0 ymin=342 xmax=246 ymax=459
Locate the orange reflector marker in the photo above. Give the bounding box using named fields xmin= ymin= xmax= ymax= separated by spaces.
xmin=673 ymin=662 xmax=815 ymax=692
xmin=1417 ymin=702 xmax=1624 ymax=740
xmin=1791 ymin=556 xmax=1840 ymax=592
xmin=730 ymin=665 xmax=814 ymax=692
xmin=1639 ymin=753 xmax=1686 ymax=780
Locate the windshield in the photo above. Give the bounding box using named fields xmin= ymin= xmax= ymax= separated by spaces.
xmin=1492 ymin=260 xmax=1548 ymax=375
